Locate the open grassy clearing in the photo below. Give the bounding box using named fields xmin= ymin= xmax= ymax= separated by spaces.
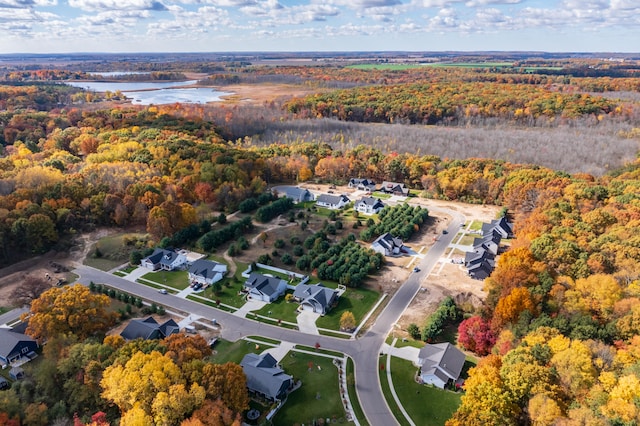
xmin=389 ymin=357 xmax=462 ymax=426
xmin=84 ymin=232 xmax=148 ymax=271
xmin=423 ymin=62 xmax=513 ymax=68
xmin=274 ymin=352 xmax=352 ymax=425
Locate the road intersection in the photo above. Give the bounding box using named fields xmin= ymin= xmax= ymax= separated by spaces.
xmin=73 ymin=203 xmax=465 ymax=426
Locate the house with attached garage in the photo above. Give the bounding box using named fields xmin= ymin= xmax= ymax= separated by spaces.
xmin=348 ymin=178 xmax=376 ymax=192
xmin=481 ymin=216 xmax=514 ymax=239
xmin=417 ymin=342 xmax=466 ymax=389
xmin=316 ymin=193 xmax=350 ymax=210
xmin=120 ymin=316 xmax=180 ymax=341
xmin=293 ymin=283 xmax=339 ymax=315
xmin=272 ymin=186 xmax=315 ymax=203
xmin=354 ymin=196 xmax=385 ymax=215
xmin=240 ymin=352 xmax=293 ymax=402
xmin=140 ymin=248 xmax=187 ymax=271
xmin=371 ymin=232 xmax=406 ymax=256
xmin=379 ymin=181 xmax=410 ymax=196
xmin=243 ymin=273 xmax=288 ymax=303
xmin=0 ymin=328 xmax=38 ymax=367
xmin=188 ymin=259 xmax=228 ymax=286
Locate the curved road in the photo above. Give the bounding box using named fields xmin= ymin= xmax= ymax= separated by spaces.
xmin=73 ymin=203 xmax=465 ymax=426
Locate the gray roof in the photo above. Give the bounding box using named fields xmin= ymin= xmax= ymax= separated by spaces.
xmin=349 ymin=178 xmax=375 ymax=186
xmin=379 ymin=181 xmax=409 ymax=195
xmin=473 ymin=229 xmax=501 ymax=247
xmin=120 ymin=317 xmax=180 ymax=341
xmin=0 ymin=328 xmax=37 ymax=360
xmin=356 ymin=196 xmax=385 ymax=208
xmin=293 ymin=283 xmax=338 ymax=314
xmin=244 ymin=273 xmax=285 ymax=297
xmin=373 ymin=232 xmax=403 ymax=251
xmin=468 ymin=261 xmax=494 ymax=280
xmin=240 ymin=353 xmax=292 ymax=400
xmin=418 ymin=343 xmax=466 ymax=381
xmin=142 ymin=248 xmax=179 ymax=267
xmin=482 ymin=217 xmax=513 ymax=238
xmin=464 ymin=248 xmax=495 ymax=266
xmin=188 ymin=259 xmax=226 ymax=280
xmin=273 ymin=186 xmax=313 ymax=202
xmin=317 ymin=194 xmax=349 ymax=206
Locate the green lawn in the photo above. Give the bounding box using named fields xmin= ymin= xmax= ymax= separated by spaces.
xmin=456 ymin=235 xmax=476 ymax=246
xmin=201 ymin=277 xmax=247 ymax=308
xmin=379 ymin=356 xmax=409 ymax=426
xmin=468 ymin=220 xmax=484 ymax=231
xmin=209 ymin=338 xmax=264 ymax=365
xmin=274 ymin=352 xmax=353 ymax=425
xmin=316 ymin=287 xmax=379 ymax=330
xmin=0 ymin=306 xmax=10 ymax=315
xmin=140 ymin=270 xmax=189 ymax=290
xmin=388 ymin=357 xmax=461 ymax=426
xmin=254 ymin=292 xmax=299 ymax=322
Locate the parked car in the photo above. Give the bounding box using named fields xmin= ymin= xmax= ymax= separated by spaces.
xmin=442 ymin=230 xmax=448 ymax=234
xmin=159 ymin=289 xmax=168 ymax=294
xmin=413 ymin=266 xmax=420 ymax=272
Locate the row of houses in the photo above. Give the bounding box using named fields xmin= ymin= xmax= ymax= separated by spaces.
xmin=464 ymin=217 xmax=513 ymax=280
xmin=276 ymin=186 xmax=387 ymax=216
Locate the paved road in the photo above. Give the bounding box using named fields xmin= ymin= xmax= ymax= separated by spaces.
xmin=73 ymin=202 xmax=465 ymax=426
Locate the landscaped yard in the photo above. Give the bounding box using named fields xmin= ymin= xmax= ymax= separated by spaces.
xmin=253 ymin=291 xmax=298 ymax=322
xmin=316 ymin=287 xmax=379 ymax=330
xmin=387 ymin=357 xmax=462 ymax=426
xmin=209 ymin=338 xmax=268 ymax=365
xmin=140 ymin=270 xmax=189 ymax=290
xmin=274 ymin=352 xmax=353 ymax=425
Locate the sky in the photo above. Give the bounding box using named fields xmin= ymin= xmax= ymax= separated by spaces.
xmin=1 ymin=0 xmax=639 ymax=54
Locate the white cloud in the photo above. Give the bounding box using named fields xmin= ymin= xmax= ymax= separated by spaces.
xmin=465 ymin=0 xmax=520 ymax=6
xmin=323 ymin=0 xmax=401 ymax=9
xmin=68 ymin=0 xmax=167 ymax=12
xmin=0 ymin=0 xmax=56 ymax=7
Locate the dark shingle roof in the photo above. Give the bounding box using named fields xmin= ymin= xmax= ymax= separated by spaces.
xmin=188 ymin=259 xmax=226 ymax=280
xmin=244 ymin=273 xmax=285 ymax=297
xmin=120 ymin=317 xmax=179 ymax=341
xmin=241 ymin=353 xmax=292 ymax=400
xmin=0 ymin=328 xmax=37 ymax=361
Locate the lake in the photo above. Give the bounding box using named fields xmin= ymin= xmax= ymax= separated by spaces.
xmin=66 ymin=80 xmax=232 ymax=105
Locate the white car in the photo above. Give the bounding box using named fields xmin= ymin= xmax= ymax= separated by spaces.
xmin=159 ymin=289 xmax=168 ymax=294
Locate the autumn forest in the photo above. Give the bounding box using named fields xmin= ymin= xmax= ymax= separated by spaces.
xmin=1 ymin=53 xmax=640 ymax=425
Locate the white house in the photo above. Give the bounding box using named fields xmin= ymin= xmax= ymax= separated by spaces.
xmin=316 ymin=194 xmax=350 ymax=210
xmin=417 ymin=343 xmax=466 ymax=389
xmin=355 ymin=196 xmax=385 ymax=215
xmin=141 ymin=248 xmax=187 ymax=271
xmin=348 ymin=178 xmax=376 ymax=192
xmin=243 ymin=273 xmax=288 ymax=303
xmin=188 ymin=259 xmax=228 ymax=286
xmin=371 ymin=233 xmax=405 ymax=256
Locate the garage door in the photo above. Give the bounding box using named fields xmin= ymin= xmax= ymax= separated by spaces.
xmin=301 ymin=303 xmax=315 ymax=313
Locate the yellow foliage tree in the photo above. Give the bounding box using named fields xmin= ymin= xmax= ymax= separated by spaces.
xmin=23 ymin=284 xmax=116 ymax=343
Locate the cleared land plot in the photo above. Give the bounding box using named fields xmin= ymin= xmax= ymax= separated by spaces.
xmin=84 ymin=232 xmax=148 ymax=271
xmin=140 ymin=270 xmax=189 ymax=290
xmin=209 ymin=338 xmax=267 ymax=365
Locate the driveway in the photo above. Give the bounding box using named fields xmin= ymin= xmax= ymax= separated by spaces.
xmin=233 ymin=299 xmax=267 ymax=318
xmin=296 ymin=310 xmax=320 ymax=335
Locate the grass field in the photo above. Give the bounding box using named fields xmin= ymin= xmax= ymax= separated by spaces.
xmin=209 ymin=338 xmax=264 ymax=365
xmin=254 ymin=292 xmax=299 ymax=322
xmin=84 ymin=232 xmax=148 ymax=271
xmin=274 ymin=352 xmax=352 ymax=425
xmin=316 ymin=287 xmax=379 ymax=330
xmin=140 ymin=270 xmax=189 ymax=290
xmin=390 ymin=357 xmax=461 ymax=425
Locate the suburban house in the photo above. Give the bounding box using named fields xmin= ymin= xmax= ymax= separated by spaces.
xmin=481 ymin=216 xmax=514 ymax=239
xmin=417 ymin=342 xmax=466 ymax=389
xmin=188 ymin=259 xmax=228 ymax=286
xmin=316 ymin=194 xmax=350 ymax=210
xmin=379 ymin=181 xmax=410 ymax=196
xmin=240 ymin=353 xmax=293 ymax=401
xmin=140 ymin=248 xmax=187 ymax=271
xmin=0 ymin=328 xmax=38 ymax=367
xmin=472 ymin=230 xmax=501 ymax=256
xmin=272 ymin=186 xmax=315 ymax=203
xmin=348 ymin=178 xmax=376 ymax=192
xmin=354 ymin=196 xmax=385 ymax=215
xmin=371 ymin=232 xmax=406 ymax=256
xmin=0 ymin=377 xmax=9 ymax=390
xmin=120 ymin=316 xmax=180 ymax=341
xmin=9 ymin=367 xmax=24 ymax=380
xmin=243 ymin=273 xmax=288 ymax=303
xmin=465 ymin=215 xmax=513 ymax=280
xmin=293 ymin=283 xmax=339 ymax=315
